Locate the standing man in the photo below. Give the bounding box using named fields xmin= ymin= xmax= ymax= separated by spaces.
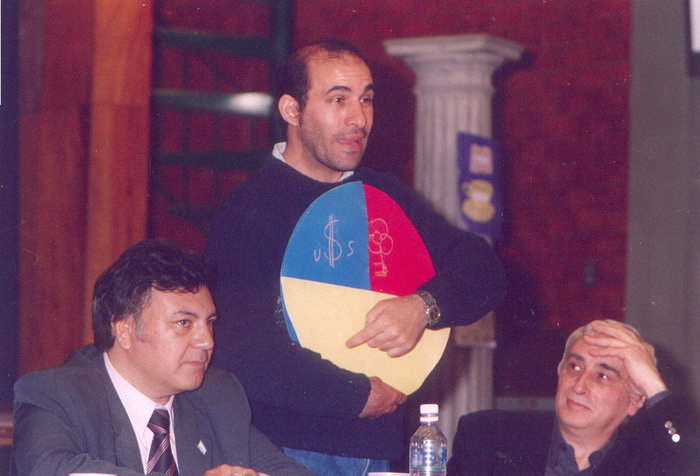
xmin=13 ymin=239 xmax=312 ymax=476
xmin=205 ymin=39 xmax=507 ymax=475
xmin=448 ymin=320 xmax=699 ymax=475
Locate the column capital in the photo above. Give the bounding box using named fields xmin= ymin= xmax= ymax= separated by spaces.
xmin=384 ymin=34 xmax=522 ymax=90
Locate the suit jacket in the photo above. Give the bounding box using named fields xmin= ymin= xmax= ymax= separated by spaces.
xmin=12 ymin=345 xmax=312 ymax=476
xmin=447 ymin=395 xmax=699 ymax=476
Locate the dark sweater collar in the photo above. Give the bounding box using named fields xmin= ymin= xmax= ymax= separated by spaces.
xmin=262 ymin=153 xmax=363 ymax=189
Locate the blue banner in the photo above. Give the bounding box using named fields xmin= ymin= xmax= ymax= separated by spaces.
xmin=457 ymin=132 xmax=502 ymax=240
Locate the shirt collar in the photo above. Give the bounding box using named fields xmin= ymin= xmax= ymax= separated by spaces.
xmin=272 ymin=142 xmax=355 ymax=182
xmin=103 ymin=352 xmax=174 ymax=435
xmin=545 ymin=422 xmax=617 ymax=475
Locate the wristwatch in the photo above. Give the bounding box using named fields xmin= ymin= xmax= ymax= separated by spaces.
xmin=415 ymin=290 xmax=441 ymax=327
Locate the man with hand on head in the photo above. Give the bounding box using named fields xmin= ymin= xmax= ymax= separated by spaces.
xmin=448 ymin=319 xmax=699 ymax=475
xmin=12 ymin=239 xmax=312 ymax=476
xmin=205 ymin=38 xmax=507 ymax=475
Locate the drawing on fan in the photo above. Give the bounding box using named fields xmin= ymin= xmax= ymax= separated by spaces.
xmin=368 ymin=218 xmax=393 ymax=277
xmin=313 ymin=214 xmax=357 ymax=267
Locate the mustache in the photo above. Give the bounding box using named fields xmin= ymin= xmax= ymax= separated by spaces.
xmin=337 ymin=127 xmax=368 ymax=139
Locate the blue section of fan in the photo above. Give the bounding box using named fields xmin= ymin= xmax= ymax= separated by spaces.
xmin=280 ymin=182 xmax=370 ymax=291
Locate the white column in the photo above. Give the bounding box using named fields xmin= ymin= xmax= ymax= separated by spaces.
xmin=384 ymin=34 xmax=522 ymax=453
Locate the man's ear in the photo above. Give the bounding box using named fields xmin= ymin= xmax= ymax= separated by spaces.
xmin=112 ymin=316 xmax=134 ymax=350
xmin=627 ymin=393 xmax=645 ymax=417
xmin=278 ymin=94 xmax=300 ymax=127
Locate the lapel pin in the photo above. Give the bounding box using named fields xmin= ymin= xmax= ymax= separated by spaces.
xmin=197 ymin=440 xmax=207 ymax=455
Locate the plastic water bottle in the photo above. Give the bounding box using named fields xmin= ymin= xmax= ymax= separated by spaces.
xmin=409 ymin=403 xmax=447 ymax=476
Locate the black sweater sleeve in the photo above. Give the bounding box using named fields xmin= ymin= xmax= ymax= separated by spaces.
xmin=356 ymin=169 xmax=507 ymax=328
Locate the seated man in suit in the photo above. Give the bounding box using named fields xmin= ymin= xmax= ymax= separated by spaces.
xmin=448 ymin=319 xmax=699 ymax=475
xmin=12 ymin=239 xmax=312 ymax=476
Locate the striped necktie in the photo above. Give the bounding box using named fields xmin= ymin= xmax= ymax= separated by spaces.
xmin=146 ymin=408 xmax=179 ymax=476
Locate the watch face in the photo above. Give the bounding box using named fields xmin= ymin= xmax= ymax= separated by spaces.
xmin=428 ymin=305 xmax=441 ymax=324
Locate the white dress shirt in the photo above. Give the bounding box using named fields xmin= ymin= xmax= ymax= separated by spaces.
xmin=103 ymin=353 xmax=179 ymax=473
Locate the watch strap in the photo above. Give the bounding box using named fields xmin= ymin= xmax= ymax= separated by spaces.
xmin=415 ymin=290 xmax=441 ymax=326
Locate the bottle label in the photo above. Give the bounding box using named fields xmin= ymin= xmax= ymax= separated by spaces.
xmin=409 ymin=445 xmax=446 ymax=475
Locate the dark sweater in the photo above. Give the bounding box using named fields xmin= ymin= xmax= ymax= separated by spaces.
xmin=205 ymin=156 xmax=507 ymax=460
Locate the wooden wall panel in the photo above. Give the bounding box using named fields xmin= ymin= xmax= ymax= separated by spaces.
xmin=82 ymin=1 xmax=153 ymax=342
xmin=18 ymin=0 xmax=153 ymax=373
xmin=18 ymin=108 xmax=89 ymax=374
xmin=92 ymin=1 xmax=154 ymax=105
xmin=82 ymin=104 xmax=151 ymax=343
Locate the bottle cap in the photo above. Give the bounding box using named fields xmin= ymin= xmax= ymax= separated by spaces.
xmin=420 ymin=403 xmax=439 ymax=415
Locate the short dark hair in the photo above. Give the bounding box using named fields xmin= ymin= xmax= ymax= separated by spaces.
xmin=92 ymin=239 xmax=209 ymax=351
xmin=274 ymin=38 xmax=369 ymax=113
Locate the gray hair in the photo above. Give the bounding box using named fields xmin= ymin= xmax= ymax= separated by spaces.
xmin=557 ymin=319 xmax=657 ymax=375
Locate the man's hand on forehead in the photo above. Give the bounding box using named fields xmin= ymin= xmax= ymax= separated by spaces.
xmin=583 ymin=320 xmax=667 ymax=399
